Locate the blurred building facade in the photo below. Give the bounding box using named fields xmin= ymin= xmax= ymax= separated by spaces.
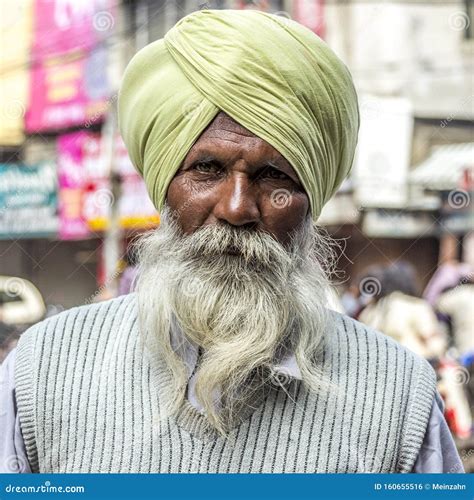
xmin=319 ymin=0 xmax=473 ymax=284
xmin=0 ymin=0 xmax=472 ymax=308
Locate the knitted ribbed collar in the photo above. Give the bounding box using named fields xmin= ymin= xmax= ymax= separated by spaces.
xmin=144 ymin=316 xmax=302 ymax=440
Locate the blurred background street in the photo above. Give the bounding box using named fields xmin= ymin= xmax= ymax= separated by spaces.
xmin=0 ymin=0 xmax=473 ymax=472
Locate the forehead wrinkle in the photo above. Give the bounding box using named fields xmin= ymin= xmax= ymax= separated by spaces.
xmin=194 ymin=131 xmax=288 ymax=163
xmin=204 ymin=111 xmax=257 ymax=137
xmin=199 ymin=135 xmax=259 ymax=149
xmin=200 ymin=128 xmax=260 ymax=144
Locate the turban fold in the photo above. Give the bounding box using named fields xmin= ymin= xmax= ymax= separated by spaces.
xmin=118 ymin=9 xmax=359 ymax=219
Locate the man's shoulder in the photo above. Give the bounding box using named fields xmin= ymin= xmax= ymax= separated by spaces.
xmin=327 ymin=308 xmax=400 ymax=349
xmin=325 ymin=309 xmax=438 ymax=473
xmin=17 ymin=293 xmax=138 ymax=353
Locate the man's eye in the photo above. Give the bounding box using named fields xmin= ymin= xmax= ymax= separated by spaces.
xmin=193 ymin=162 xmax=222 ymax=174
xmin=261 ymin=166 xmax=290 ymax=180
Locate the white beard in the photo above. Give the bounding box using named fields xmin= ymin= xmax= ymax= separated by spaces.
xmin=135 ymin=205 xmax=335 ymax=435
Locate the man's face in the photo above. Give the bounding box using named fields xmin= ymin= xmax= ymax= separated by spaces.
xmin=167 ymin=112 xmax=310 ymax=246
xmin=137 ymin=115 xmax=331 ymax=432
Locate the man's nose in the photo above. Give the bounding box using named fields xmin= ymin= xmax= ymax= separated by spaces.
xmin=212 ymin=173 xmax=260 ymax=227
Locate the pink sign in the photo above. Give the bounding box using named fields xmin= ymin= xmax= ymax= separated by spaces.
xmin=26 ymin=0 xmax=114 ymax=132
xmin=57 ymin=130 xmax=102 ymax=239
xmin=58 ymin=131 xmax=159 ymax=239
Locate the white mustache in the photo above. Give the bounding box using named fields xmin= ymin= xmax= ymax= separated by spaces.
xmin=182 ymin=224 xmax=290 ymax=265
xmin=163 ymin=216 xmax=313 ymax=277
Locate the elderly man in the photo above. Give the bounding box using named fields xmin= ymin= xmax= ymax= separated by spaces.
xmin=0 ymin=9 xmax=463 ymax=473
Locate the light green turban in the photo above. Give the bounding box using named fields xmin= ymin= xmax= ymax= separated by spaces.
xmin=118 ymin=9 xmax=359 ymax=219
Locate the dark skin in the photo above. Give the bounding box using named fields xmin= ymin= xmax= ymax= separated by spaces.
xmin=167 ymin=112 xmax=310 ymax=247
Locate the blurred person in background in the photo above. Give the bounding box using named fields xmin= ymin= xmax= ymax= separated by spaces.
xmin=358 ymin=262 xmax=472 ymax=441
xmin=340 ymin=283 xmax=362 ymax=318
xmin=423 ymin=259 xmax=473 ymax=307
xmin=358 ymin=262 xmax=446 ymax=361
xmin=436 ymin=275 xmax=474 ymax=438
xmin=436 ymin=275 xmax=474 ymax=359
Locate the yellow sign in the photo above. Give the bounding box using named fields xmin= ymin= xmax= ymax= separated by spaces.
xmin=0 ymin=0 xmax=33 ymax=145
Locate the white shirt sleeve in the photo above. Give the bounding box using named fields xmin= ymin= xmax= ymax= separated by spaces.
xmin=0 ymin=348 xmax=31 ymax=473
xmin=412 ymin=391 xmax=465 ymax=473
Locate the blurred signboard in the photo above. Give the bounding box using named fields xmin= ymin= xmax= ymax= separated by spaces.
xmin=85 ymin=134 xmax=160 ymax=232
xmin=57 ymin=130 xmax=159 ymax=240
xmin=57 ymin=130 xmax=103 ymax=239
xmin=353 ymin=95 xmax=413 ymax=209
xmin=0 ymin=0 xmax=33 ymax=145
xmin=362 ymin=209 xmax=436 ymax=238
xmin=0 ymin=162 xmax=58 ymax=239
xmin=26 ymin=0 xmax=114 ymax=132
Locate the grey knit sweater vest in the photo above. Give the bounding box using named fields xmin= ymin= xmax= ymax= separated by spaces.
xmin=15 ymin=293 xmax=437 ymax=473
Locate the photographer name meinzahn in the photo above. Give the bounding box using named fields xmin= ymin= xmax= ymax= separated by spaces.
xmin=431 ymin=483 xmax=467 ymax=491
